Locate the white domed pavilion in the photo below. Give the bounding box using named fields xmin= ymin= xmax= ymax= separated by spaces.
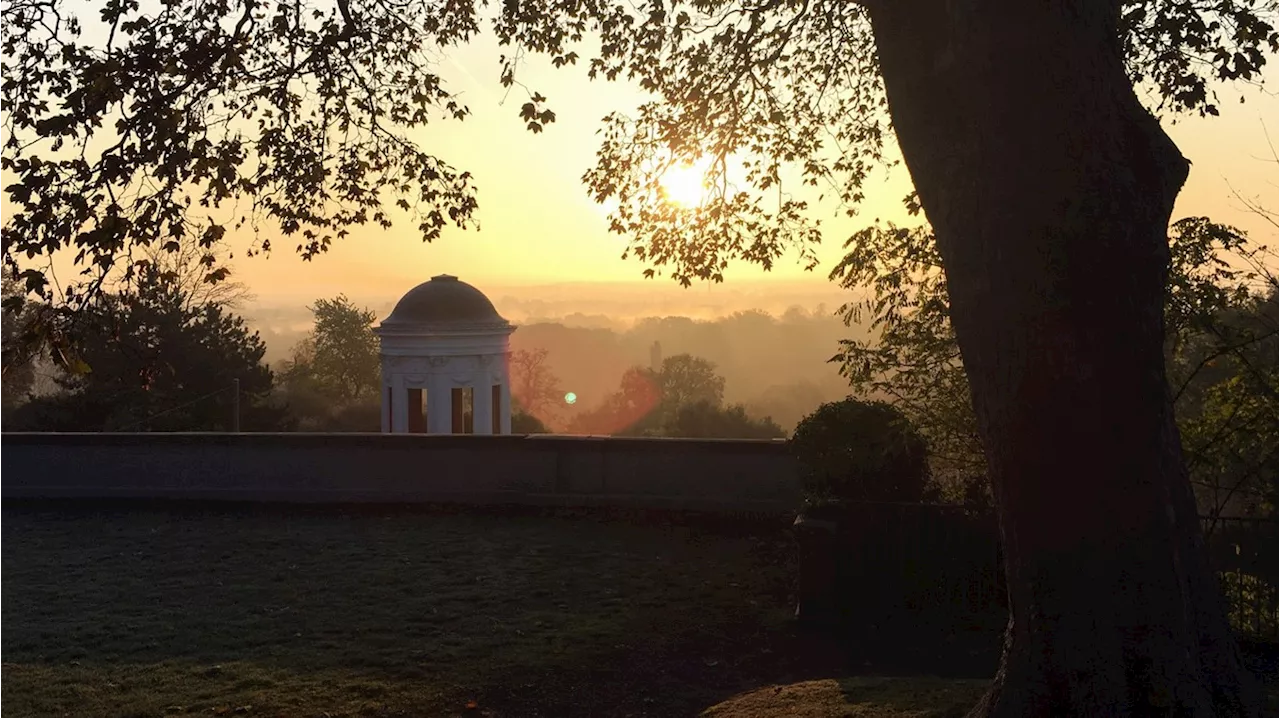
xmin=375 ymin=275 xmax=516 ymax=434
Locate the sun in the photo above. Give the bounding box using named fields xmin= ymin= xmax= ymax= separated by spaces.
xmin=658 ymin=162 xmax=709 ymax=208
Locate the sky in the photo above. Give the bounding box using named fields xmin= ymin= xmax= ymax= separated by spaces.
xmin=17 ymin=10 xmax=1280 ymax=318
xmin=19 ymin=16 xmax=1280 ymax=315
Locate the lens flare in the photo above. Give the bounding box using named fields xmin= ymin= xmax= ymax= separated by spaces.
xmin=564 ymin=392 xmax=577 ymax=405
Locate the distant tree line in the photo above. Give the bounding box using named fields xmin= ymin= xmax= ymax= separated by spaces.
xmin=4 ymin=216 xmax=1273 ymax=517
xmin=557 ymin=353 xmax=784 ymax=439
xmin=2 ymin=262 xmax=783 ymax=439
xmin=504 ymin=310 xmax=855 ymax=434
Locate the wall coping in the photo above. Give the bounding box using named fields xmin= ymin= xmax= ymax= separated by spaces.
xmin=0 ymin=432 xmax=792 ymax=454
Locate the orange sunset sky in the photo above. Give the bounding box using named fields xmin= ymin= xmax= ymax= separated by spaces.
xmin=28 ymin=25 xmax=1280 ymax=311
xmin=222 ymin=31 xmax=1280 ymax=304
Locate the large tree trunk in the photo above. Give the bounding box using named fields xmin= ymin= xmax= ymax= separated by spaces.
xmin=866 ymin=1 xmax=1256 ymax=715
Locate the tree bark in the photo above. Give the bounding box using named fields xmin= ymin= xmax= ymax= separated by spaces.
xmin=866 ymin=1 xmax=1257 ymax=715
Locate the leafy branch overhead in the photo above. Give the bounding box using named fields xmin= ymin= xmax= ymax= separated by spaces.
xmin=518 ymin=93 xmax=557 ymax=133
xmin=3 ymin=0 xmax=483 ymax=311
xmin=3 ymin=0 xmax=1276 ymax=319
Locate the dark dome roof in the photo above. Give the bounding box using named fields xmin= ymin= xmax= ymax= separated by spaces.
xmin=382 ymin=275 xmax=505 ymax=326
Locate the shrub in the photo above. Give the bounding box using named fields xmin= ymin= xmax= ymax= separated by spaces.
xmin=790 ymin=398 xmax=931 ymax=506
xmin=666 ymin=400 xmax=786 ymax=439
xmin=512 ymin=409 xmax=550 ymax=434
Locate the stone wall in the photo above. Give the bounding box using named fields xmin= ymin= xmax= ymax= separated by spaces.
xmin=1 ymin=433 xmax=801 ymax=513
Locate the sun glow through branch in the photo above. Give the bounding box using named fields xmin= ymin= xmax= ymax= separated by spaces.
xmin=658 ymin=160 xmax=712 ymax=208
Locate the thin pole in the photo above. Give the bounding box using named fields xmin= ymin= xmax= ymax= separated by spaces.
xmin=231 ymin=378 xmax=240 ymax=433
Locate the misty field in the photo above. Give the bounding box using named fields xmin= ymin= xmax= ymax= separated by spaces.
xmin=0 ymin=503 xmax=992 ymax=717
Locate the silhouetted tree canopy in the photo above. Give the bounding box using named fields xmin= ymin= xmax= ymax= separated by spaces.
xmin=5 ymin=267 xmax=284 ymax=431
xmin=4 ymin=0 xmax=1274 ymax=362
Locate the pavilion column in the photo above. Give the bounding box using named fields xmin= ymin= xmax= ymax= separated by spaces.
xmin=473 ymin=364 xmax=493 ymax=435
xmin=499 ymin=378 xmax=512 ymax=435
xmin=380 ymin=378 xmax=391 ymax=433
xmin=451 ymin=388 xmax=466 ymax=433
xmin=406 ymin=387 xmax=425 ymax=433
xmin=391 ymin=375 xmax=409 ymax=433
xmin=427 ymin=373 xmax=452 ymax=434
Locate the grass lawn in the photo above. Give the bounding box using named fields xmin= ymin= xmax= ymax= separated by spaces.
xmin=2 ymin=503 xmax=990 ymax=717
xmin=5 ymin=503 xmax=1275 ymax=717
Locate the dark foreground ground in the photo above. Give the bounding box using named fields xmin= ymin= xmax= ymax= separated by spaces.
xmin=1 ymin=502 xmax=1273 ymax=717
